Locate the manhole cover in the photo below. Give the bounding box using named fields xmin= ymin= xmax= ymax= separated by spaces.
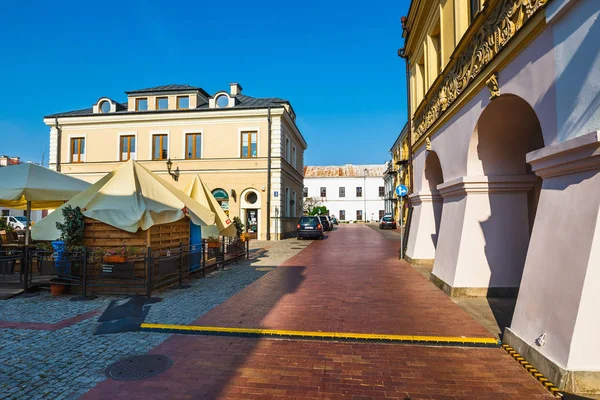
xmin=105 ymin=355 xmax=173 ymax=381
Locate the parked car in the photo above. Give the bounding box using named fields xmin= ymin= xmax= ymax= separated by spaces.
xmin=379 ymin=216 xmax=397 ymax=229
xmin=2 ymin=215 xmax=27 ymax=230
xmin=330 ymin=216 xmax=339 ymax=225
xmin=318 ymin=215 xmax=332 ymax=231
xmin=297 ymin=216 xmax=324 ymax=240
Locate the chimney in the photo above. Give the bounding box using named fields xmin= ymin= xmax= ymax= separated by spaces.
xmin=229 ymin=82 xmax=243 ymax=97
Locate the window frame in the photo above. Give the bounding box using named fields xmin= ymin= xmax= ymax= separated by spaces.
xmin=339 ymin=210 xmax=345 ymax=221
xmin=176 ymin=96 xmax=189 ymax=110
xmin=155 ymin=96 xmax=169 ymax=110
xmin=339 ymin=187 xmax=345 ymax=198
xmin=356 ymin=210 xmax=363 ymax=221
xmin=185 ymin=133 xmax=202 ymax=160
xmin=320 ymin=187 xmax=327 ymax=197
xmin=379 ymin=186 xmax=385 ymax=197
xmin=119 ymin=135 xmax=136 ymax=162
xmin=302 ymin=187 xmax=308 ymax=198
xmin=151 ymin=133 xmax=169 ymax=160
xmin=292 ymin=146 xmax=296 ymax=168
xmin=469 ymin=0 xmax=481 ymax=22
xmin=356 ymin=186 xmax=363 ymax=198
xmin=240 ymin=131 xmax=258 ymax=158
xmin=135 ymin=98 xmax=148 ymax=111
xmin=70 ymin=137 xmax=85 ymax=163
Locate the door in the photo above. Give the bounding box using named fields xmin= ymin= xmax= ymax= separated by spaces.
xmin=246 ymin=209 xmax=258 ymax=239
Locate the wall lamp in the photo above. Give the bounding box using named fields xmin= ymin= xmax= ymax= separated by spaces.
xmin=166 ymin=158 xmax=180 ymax=182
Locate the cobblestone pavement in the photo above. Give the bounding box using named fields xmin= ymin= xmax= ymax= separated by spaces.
xmin=0 ymin=239 xmax=308 ymax=399
xmin=84 ymin=225 xmax=553 ymax=399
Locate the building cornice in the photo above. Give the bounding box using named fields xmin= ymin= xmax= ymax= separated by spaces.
xmin=411 ymin=0 xmax=550 ymax=148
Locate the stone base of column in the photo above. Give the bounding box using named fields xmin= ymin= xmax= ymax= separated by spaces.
xmin=505 ymin=328 xmax=600 ymax=393
xmin=404 ymin=255 xmax=434 ymax=267
xmin=430 ymin=272 xmax=519 ymax=298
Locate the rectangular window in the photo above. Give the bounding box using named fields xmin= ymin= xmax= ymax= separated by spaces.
xmin=241 ymin=131 xmax=257 ymax=158
xmin=177 ymin=96 xmax=189 ymax=109
xmin=320 ymin=187 xmax=327 ymax=197
xmin=156 ymin=97 xmax=168 ymax=110
xmin=70 ymin=137 xmax=85 ymax=163
xmin=152 ymin=134 xmax=168 ymax=160
xmin=379 ymin=186 xmax=385 ymax=197
xmin=185 ymin=133 xmax=202 ymax=159
xmin=356 ymin=187 xmax=363 ymax=197
xmin=292 ymin=190 xmax=296 ymax=218
xmin=292 ymin=146 xmax=296 ymax=168
xmin=379 ymin=210 xmax=385 ymax=220
xmin=339 ymin=187 xmax=345 ymax=197
xmin=285 ymin=138 xmax=291 ymax=162
xmin=356 ymin=210 xmax=363 ymax=221
xmin=135 ymin=98 xmax=148 ymax=111
xmin=120 ymin=135 xmax=136 ymax=161
xmin=339 ymin=210 xmax=345 ymax=221
xmin=302 ymin=187 xmax=308 ymax=198
xmin=285 ymin=188 xmax=290 ymax=218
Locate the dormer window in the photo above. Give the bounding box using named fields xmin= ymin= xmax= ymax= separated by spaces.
xmin=136 ymin=98 xmax=148 ymax=111
xmin=156 ymin=97 xmax=168 ymax=110
xmin=177 ymin=96 xmax=189 ymax=109
xmin=216 ymin=95 xmax=229 ymax=108
xmin=100 ymin=101 xmax=111 ymax=113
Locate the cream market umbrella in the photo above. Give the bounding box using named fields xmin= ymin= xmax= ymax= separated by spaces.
xmin=0 ymin=162 xmax=91 ymax=245
xmin=183 ymin=175 xmax=237 ymax=237
xmin=32 ymin=160 xmax=216 ymax=241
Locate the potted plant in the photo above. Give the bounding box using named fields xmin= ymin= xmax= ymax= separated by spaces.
xmin=50 ymin=206 xmax=85 ymax=295
xmin=206 ymin=236 xmax=221 ymax=248
xmin=233 ymin=217 xmax=245 ymax=238
xmin=104 ymin=248 xmax=126 ymax=263
xmin=240 ymin=232 xmax=250 ymax=242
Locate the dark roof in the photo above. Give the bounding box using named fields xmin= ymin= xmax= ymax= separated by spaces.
xmin=45 ymin=95 xmax=289 ymax=118
xmin=125 ymin=84 xmax=208 ymax=95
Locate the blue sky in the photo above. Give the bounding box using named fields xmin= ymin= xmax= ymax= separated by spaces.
xmin=0 ymin=0 xmax=410 ymax=166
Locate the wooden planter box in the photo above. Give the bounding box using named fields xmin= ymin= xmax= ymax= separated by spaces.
xmin=207 ymin=242 xmax=220 ymax=248
xmin=104 ymin=255 xmax=126 ymax=263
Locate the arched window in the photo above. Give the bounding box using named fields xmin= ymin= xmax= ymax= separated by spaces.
xmin=212 ymin=188 xmax=230 ymax=216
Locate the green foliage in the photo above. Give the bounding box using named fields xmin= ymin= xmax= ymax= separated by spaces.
xmin=0 ymin=217 xmax=14 ymax=232
xmin=55 ymin=205 xmax=85 ymax=249
xmin=232 ymin=216 xmax=245 ymax=237
xmin=309 ymin=206 xmax=329 ymax=216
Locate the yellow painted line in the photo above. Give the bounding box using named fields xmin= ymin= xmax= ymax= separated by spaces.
xmin=140 ymin=323 xmax=499 ymax=345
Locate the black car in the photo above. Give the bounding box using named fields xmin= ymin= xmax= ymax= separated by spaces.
xmin=297 ymin=216 xmax=324 ymax=240
xmin=318 ymin=215 xmax=332 ymax=231
xmin=379 ymin=216 xmax=397 ymax=229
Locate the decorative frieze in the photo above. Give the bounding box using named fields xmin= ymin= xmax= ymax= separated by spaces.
xmin=486 ymin=72 xmax=500 ymax=100
xmin=412 ymin=0 xmax=548 ymax=144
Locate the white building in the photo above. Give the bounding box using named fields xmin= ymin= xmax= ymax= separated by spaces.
xmin=303 ymin=164 xmax=386 ymax=222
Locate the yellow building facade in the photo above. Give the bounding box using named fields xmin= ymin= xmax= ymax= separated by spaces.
xmin=384 ymin=123 xmax=410 ymax=225
xmin=45 ymin=83 xmax=307 ymax=240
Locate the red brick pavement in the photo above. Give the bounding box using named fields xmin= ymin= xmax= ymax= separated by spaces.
xmin=83 ymin=225 xmax=553 ymax=399
xmin=0 ymin=308 xmax=103 ymax=331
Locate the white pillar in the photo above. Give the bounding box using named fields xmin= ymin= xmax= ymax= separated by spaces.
xmin=506 ymin=132 xmax=600 ymax=393
xmin=405 ymin=191 xmax=443 ymax=265
xmin=430 ymin=175 xmax=536 ymax=297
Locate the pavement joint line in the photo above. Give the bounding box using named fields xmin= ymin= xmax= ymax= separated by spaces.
xmin=140 ymin=323 xmax=500 ymax=346
xmin=501 ymin=344 xmax=563 ymax=398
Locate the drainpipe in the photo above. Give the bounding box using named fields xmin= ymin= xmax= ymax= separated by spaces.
xmin=266 ymin=107 xmax=272 ymax=240
xmin=54 ymin=117 xmax=62 ymax=172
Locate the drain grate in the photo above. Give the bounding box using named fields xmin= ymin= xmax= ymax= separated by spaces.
xmin=105 ymin=354 xmax=173 ymax=381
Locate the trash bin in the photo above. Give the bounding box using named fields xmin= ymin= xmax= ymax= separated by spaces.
xmin=51 ymin=240 xmax=70 ymax=276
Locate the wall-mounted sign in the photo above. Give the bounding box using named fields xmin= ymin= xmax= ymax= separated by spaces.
xmin=274 ymin=191 xmax=279 ymax=197
xmin=212 ymin=189 xmax=229 ymax=200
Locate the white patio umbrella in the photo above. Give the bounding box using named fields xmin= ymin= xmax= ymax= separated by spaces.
xmin=0 ymin=163 xmax=91 ymax=246
xmin=183 ymin=175 xmax=237 ymax=237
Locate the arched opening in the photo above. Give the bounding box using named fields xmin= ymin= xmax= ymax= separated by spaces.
xmin=467 ymin=94 xmax=544 ymax=289
xmin=240 ymin=188 xmax=261 ymax=240
xmin=423 ymin=150 xmax=444 ymax=248
xmin=211 ymin=188 xmax=230 ymax=216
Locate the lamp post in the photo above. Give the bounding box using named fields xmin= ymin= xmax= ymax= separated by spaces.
xmin=363 ymin=168 xmax=367 ymax=222
xmin=166 ymin=158 xmax=180 ymax=182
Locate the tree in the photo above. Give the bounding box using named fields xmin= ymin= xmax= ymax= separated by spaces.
xmin=302 ymin=196 xmax=321 ymax=215
xmin=309 ymin=206 xmax=329 ymax=216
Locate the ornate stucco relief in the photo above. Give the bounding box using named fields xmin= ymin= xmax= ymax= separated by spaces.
xmin=486 ymin=72 xmax=500 ymax=100
xmin=412 ymin=0 xmax=548 ymax=144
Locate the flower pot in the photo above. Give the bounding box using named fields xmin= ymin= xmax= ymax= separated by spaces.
xmin=104 ymin=255 xmax=126 ymax=263
xmin=50 ymin=283 xmax=67 ymax=296
xmin=207 ymin=242 xmax=220 ymax=248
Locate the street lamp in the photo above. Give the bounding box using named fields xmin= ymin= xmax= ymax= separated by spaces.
xmin=166 ymin=158 xmax=180 ymax=182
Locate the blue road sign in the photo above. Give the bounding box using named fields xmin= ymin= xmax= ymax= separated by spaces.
xmin=396 ymin=185 xmax=408 ymax=197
